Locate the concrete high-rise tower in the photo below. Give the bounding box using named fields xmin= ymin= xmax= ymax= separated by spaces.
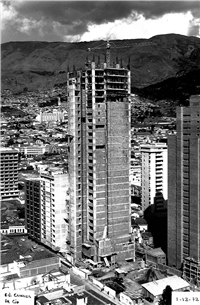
xmin=25 ymin=168 xmax=70 ymax=252
xmin=67 ymin=59 xmax=135 ymax=264
xmin=168 ymin=95 xmax=200 ymax=284
xmin=141 ymin=143 xmax=168 ymax=212
xmin=0 ymin=148 xmax=19 ymax=200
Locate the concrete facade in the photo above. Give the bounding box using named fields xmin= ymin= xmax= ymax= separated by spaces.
xmin=16 ymin=145 xmax=48 ymax=157
xmin=168 ymin=96 xmax=200 ymax=279
xmin=67 ymin=60 xmax=135 ymax=264
xmin=25 ymin=168 xmax=70 ymax=251
xmin=36 ymin=109 xmax=66 ymax=123
xmin=140 ymin=143 xmax=168 ymax=212
xmin=0 ymin=148 xmax=19 ymax=199
xmin=25 ymin=177 xmax=42 ymax=242
xmin=19 ymin=256 xmax=61 ymax=279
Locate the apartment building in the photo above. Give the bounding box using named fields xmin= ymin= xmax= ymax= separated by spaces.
xmin=168 ymin=95 xmax=200 ymax=285
xmin=130 ymin=164 xmax=141 ymax=187
xmin=0 ymin=148 xmax=19 ymax=200
xmin=16 ymin=144 xmax=48 ymax=157
xmin=67 ymin=58 xmax=135 ymax=264
xmin=140 ymin=143 xmax=168 ymax=212
xmin=37 ymin=109 xmax=66 ymax=123
xmin=25 ymin=177 xmax=41 ymax=241
xmin=25 ymin=168 xmax=70 ymax=251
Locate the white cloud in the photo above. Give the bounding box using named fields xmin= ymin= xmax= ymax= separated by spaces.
xmin=17 ymin=17 xmax=45 ymax=36
xmin=1 ymin=2 xmax=18 ymax=29
xmin=1 ymin=2 xmax=45 ymax=37
xmin=63 ymin=35 xmax=81 ymax=42
xmin=80 ymin=11 xmax=196 ymax=42
xmin=188 ymin=17 xmax=200 ymax=37
xmin=1 ymin=2 xmax=199 ymax=43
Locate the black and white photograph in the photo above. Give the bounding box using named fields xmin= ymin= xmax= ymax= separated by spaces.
xmin=1 ymin=1 xmax=200 ymax=304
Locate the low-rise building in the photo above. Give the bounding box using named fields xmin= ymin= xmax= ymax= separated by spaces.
xmin=0 ymin=224 xmax=27 ymax=235
xmin=36 ymin=289 xmax=115 ymax=305
xmin=135 ymin=218 xmax=148 ymax=232
xmin=145 ymin=247 xmax=166 ymax=267
xmin=0 ymin=234 xmax=61 ymax=290
xmin=141 ymin=275 xmax=190 ymax=303
xmin=15 ymin=144 xmax=48 ymax=157
xmin=36 ymin=109 xmax=67 ymax=124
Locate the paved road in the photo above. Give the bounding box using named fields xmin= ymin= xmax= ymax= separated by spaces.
xmin=70 ymin=271 xmax=85 ymax=286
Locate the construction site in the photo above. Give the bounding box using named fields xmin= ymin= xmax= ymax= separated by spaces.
xmin=66 ymin=41 xmax=135 ymax=265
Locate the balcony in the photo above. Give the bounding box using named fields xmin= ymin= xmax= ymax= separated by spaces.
xmin=106 ymin=86 xmax=126 ymax=90
xmin=105 ymin=71 xmax=127 ymax=77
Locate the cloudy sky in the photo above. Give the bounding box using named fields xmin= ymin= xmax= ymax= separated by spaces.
xmin=1 ymin=0 xmax=200 ymax=44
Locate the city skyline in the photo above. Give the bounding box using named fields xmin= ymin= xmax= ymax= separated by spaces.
xmin=1 ymin=0 xmax=200 ymax=297
xmin=1 ymin=1 xmax=200 ymax=44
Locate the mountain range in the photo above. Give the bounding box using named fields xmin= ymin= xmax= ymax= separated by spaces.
xmin=1 ymin=33 xmax=200 ymax=104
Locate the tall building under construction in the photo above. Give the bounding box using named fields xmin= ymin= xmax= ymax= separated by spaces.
xmin=67 ymin=55 xmax=135 ymax=264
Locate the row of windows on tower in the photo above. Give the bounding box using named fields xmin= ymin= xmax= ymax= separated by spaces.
xmin=1 ymin=156 xmax=18 ymax=159
xmin=183 ymin=132 xmax=200 ymax=136
xmin=183 ymin=126 xmax=200 ymax=129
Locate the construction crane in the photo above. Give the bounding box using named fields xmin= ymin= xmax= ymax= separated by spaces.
xmin=87 ymin=39 xmax=157 ymax=68
xmin=88 ymin=40 xmax=111 ymax=67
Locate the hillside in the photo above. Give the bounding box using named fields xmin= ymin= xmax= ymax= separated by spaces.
xmin=1 ymin=34 xmax=200 ymax=103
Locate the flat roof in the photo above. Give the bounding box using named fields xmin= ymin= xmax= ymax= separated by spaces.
xmin=0 ymin=147 xmax=18 ymax=153
xmin=140 ymin=143 xmax=167 ymax=150
xmin=142 ymin=275 xmax=189 ymax=297
xmin=146 ymin=247 xmax=165 ymax=257
xmin=135 ymin=218 xmax=147 ymax=225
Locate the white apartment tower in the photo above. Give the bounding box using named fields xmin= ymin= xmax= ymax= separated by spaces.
xmin=25 ymin=168 xmax=70 ymax=251
xmin=140 ymin=143 xmax=168 ymax=212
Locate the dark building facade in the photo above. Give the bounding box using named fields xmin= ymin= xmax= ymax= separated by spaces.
xmin=168 ymin=95 xmax=200 ymax=284
xmin=67 ymin=59 xmax=135 ymax=264
xmin=25 ymin=178 xmax=41 ymax=242
xmin=0 ymin=148 xmax=19 ymax=200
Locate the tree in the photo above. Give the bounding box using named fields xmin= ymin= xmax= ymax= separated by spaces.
xmin=144 ymin=267 xmax=158 ymax=282
xmin=159 ymin=285 xmax=172 ymax=305
xmin=17 ymin=207 xmax=25 ymax=219
xmin=7 ymin=138 xmax=14 ymax=146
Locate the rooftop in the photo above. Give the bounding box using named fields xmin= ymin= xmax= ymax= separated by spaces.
xmin=1 ymin=234 xmax=57 ymax=265
xmin=37 ymin=290 xmax=115 ymax=305
xmin=123 ymin=278 xmax=143 ymax=300
xmin=146 ymin=247 xmax=165 ymax=257
xmin=0 ymin=147 xmax=18 ymax=153
xmin=135 ymin=218 xmax=147 ymax=226
xmin=140 ymin=143 xmax=167 ymax=151
xmin=116 ymin=262 xmax=141 ymax=274
xmin=141 ymin=275 xmax=190 ymax=297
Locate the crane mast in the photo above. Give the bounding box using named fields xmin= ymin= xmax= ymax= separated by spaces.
xmin=87 ymin=39 xmax=156 ymax=69
xmin=106 ymin=41 xmax=111 ymax=68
